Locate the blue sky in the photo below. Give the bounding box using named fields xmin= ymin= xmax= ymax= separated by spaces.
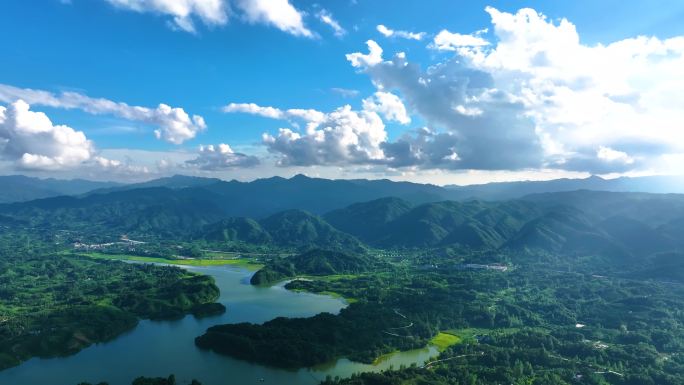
xmin=1 ymin=0 xmax=684 ymax=184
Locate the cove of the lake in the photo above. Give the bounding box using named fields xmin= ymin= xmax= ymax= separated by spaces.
xmin=0 ymin=264 xmax=439 ymax=385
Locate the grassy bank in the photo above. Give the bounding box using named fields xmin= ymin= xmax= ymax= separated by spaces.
xmin=429 ymin=332 xmax=461 ymax=352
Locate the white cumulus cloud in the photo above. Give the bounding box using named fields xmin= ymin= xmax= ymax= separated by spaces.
xmin=346 ymin=40 xmax=384 ymax=68
xmin=105 ymin=0 xmax=229 ymax=33
xmin=376 ymin=25 xmax=426 ymax=41
xmin=461 ymin=6 xmax=684 ymax=173
xmin=432 ymin=29 xmax=489 ymax=50
xmin=223 ymin=103 xmax=326 ymax=124
xmin=0 ymin=100 xmax=152 ymax=174
xmin=226 ymin=98 xmax=468 ymax=170
xmin=261 ymin=105 xmax=387 ymax=166
xmin=346 ymin=41 xmax=541 ymax=170
xmin=185 ymin=143 xmax=260 ymax=170
xmin=234 ymin=0 xmax=312 ymax=37
xmin=0 ymin=100 xmax=94 ymax=170
xmin=362 ymin=91 xmax=411 ymax=124
xmin=346 ymin=7 xmax=684 ymax=174
xmin=93 ymin=156 xmax=151 ymax=174
xmin=0 ymin=84 xmax=206 ymax=144
xmin=597 ymin=146 xmax=635 ymax=165
xmin=104 ymin=0 xmax=313 ymax=37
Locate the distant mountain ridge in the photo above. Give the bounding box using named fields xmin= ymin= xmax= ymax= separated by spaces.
xmin=2 ymin=174 xmax=451 ymax=219
xmin=3 ymin=173 xmax=683 ymax=205
xmin=445 ymin=175 xmax=684 ymax=200
xmin=192 ymin=174 xmax=448 ymax=217
xmin=0 ymin=175 xmax=121 ymax=203
xmin=522 ymin=189 xmax=684 ymax=226
xmin=86 ymin=175 xmax=223 ymax=195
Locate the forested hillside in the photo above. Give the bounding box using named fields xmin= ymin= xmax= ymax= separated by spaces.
xmin=249 ymin=249 xmax=378 ymax=285
xmin=0 ymin=234 xmax=222 ymax=370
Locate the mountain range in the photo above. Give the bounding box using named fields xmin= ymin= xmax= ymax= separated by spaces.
xmin=2 ymin=180 xmax=684 ymax=261
xmin=0 ymin=175 xmax=120 ymax=204
xmin=325 ymin=193 xmax=684 ymax=256
xmin=2 ymin=173 xmax=684 ymax=205
xmin=2 ymin=173 xmax=684 ymax=281
xmin=0 ymin=174 xmax=448 ymax=222
xmin=445 ymin=174 xmax=684 ymax=200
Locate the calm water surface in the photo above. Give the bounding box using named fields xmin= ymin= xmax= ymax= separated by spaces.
xmin=0 ymin=264 xmax=438 ymax=385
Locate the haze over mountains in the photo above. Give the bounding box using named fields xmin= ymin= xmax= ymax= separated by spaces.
xmin=446 ymin=175 xmax=684 ymax=200
xmin=0 ymin=175 xmax=120 ymax=203
xmin=2 ymin=173 xmax=684 ymax=205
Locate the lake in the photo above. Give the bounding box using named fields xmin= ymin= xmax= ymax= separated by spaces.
xmin=0 ymin=264 xmax=438 ymax=385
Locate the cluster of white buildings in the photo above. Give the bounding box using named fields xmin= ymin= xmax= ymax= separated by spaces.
xmin=73 ymin=236 xmax=146 ymax=251
xmin=462 ymin=263 xmax=509 ymax=272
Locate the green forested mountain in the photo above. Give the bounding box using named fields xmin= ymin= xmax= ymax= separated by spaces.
xmin=660 ymin=217 xmax=684 ymax=241
xmin=505 ymin=206 xmax=629 ymax=258
xmin=383 ymin=200 xmax=541 ymax=248
xmin=325 ymin=198 xmax=542 ymax=249
xmin=250 ymin=248 xmax=376 ymax=285
xmin=323 ymin=193 xmax=684 ymax=261
xmin=598 ymin=215 xmax=676 ymax=255
xmin=523 ymin=190 xmax=684 ymax=226
xmin=323 ymin=197 xmax=414 ymax=243
xmin=259 ymin=210 xmax=365 ymax=251
xmin=202 ymin=210 xmax=365 ymax=252
xmin=0 ymin=187 xmax=228 ymax=237
xmin=201 ymin=217 xmax=272 ymax=244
